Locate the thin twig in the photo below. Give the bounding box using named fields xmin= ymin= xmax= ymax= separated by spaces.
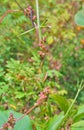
xmin=0 ymin=10 xmax=20 ymax=24
xmin=0 ymin=104 xmax=37 ymax=130
xmin=14 ymin=0 xmax=24 ymax=11
xmin=0 ymin=0 xmax=24 ymax=24
xmin=0 ymin=87 xmax=50 ymax=130
xmin=16 ymin=104 xmax=37 ymax=122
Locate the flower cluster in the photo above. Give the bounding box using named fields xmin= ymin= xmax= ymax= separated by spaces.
xmin=35 ymin=87 xmax=50 ymax=106
xmin=0 ymin=113 xmax=16 ymax=130
xmin=38 ymin=38 xmax=48 ymax=59
xmin=24 ymin=5 xmax=36 ymax=26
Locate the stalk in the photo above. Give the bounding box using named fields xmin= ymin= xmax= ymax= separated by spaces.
xmin=35 ymin=0 xmax=41 ymax=42
xmin=58 ymin=80 xmax=84 ymax=130
xmin=60 ymin=80 xmax=84 ymax=129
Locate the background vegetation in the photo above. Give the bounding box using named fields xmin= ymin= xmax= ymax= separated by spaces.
xmin=0 ymin=0 xmax=84 ymax=130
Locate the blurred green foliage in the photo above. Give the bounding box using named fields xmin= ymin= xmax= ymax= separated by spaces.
xmin=0 ymin=0 xmax=84 ymax=129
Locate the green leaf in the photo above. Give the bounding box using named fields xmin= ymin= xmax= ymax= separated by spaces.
xmin=47 ymin=36 xmax=54 ymax=45
xmin=71 ymin=121 xmax=84 ymax=130
xmin=34 ymin=124 xmax=42 ymax=130
xmin=75 ymin=10 xmax=84 ymax=26
xmin=47 ymin=70 xmax=62 ymax=78
xmin=73 ymin=105 xmax=84 ymax=122
xmin=51 ymin=94 xmax=69 ymax=113
xmin=47 ymin=112 xmax=64 ymax=130
xmin=77 ymin=105 xmax=84 ymax=115
xmin=0 ymin=110 xmax=32 ymax=130
xmin=58 ymin=90 xmax=68 ymax=95
xmin=0 ymin=82 xmax=9 ymax=95
xmin=15 ymin=92 xmax=26 ymax=99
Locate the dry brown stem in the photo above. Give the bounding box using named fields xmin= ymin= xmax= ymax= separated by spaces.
xmin=0 ymin=10 xmax=20 ymax=24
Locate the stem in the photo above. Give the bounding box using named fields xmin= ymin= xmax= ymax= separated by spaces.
xmin=57 ymin=81 xmax=84 ymax=130
xmin=65 ymin=88 xmax=81 ymax=118
xmin=15 ymin=0 xmax=24 ymax=11
xmin=35 ymin=0 xmax=41 ymax=42
xmin=16 ymin=104 xmax=37 ymax=122
xmin=61 ymin=81 xmax=84 ymax=128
